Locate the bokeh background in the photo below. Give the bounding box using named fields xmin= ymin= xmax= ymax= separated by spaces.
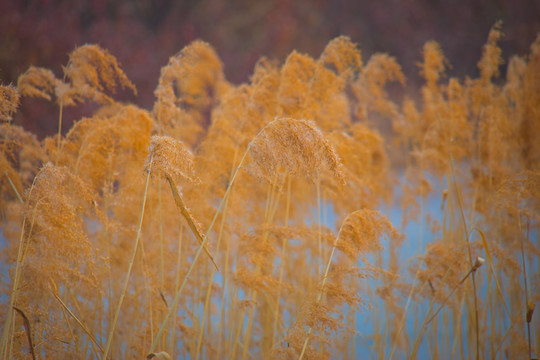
xmin=1 ymin=0 xmax=539 ymax=137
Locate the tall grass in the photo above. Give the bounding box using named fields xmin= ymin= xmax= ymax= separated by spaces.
xmin=0 ymin=24 xmax=538 ymax=359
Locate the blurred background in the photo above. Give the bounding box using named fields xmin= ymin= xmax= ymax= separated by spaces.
xmin=1 ymin=0 xmax=539 ymax=137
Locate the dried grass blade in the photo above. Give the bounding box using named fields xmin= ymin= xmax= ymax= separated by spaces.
xmin=3 ymin=171 xmax=23 ymax=204
xmin=473 ymin=227 xmax=510 ymax=317
xmin=49 ymin=286 xmax=104 ymax=355
xmin=164 ymin=173 xmax=219 ymax=271
xmin=11 ymin=307 xmax=35 ymax=360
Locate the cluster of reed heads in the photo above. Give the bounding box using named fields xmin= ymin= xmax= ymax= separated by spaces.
xmin=0 ymin=22 xmax=538 ymax=359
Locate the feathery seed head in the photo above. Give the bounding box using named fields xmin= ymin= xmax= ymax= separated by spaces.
xmin=64 ymin=44 xmax=136 ymax=104
xmin=0 ymin=84 xmax=20 ymax=123
xmin=247 ymin=118 xmax=345 ymax=184
xmin=420 ymin=41 xmax=446 ymax=88
xmin=478 ymin=21 xmax=504 ymax=82
xmin=320 ymin=36 xmax=363 ymax=76
xmin=337 ymin=209 xmax=398 ymax=259
xmin=145 ymin=135 xmax=197 ymax=184
xmin=17 ymin=66 xmax=61 ymax=102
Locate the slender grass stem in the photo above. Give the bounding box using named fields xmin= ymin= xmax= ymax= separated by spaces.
xmin=55 ymin=98 xmax=64 ymax=165
xmin=195 ymin=196 xmax=228 ymax=360
xmin=519 ymin=214 xmax=532 ymax=359
xmin=272 ymin=175 xmax=291 ymax=348
xmin=50 ymin=284 xmax=104 ymax=355
xmin=149 ymin=145 xmax=250 ymax=354
xmin=298 ymin=211 xmax=357 ymax=360
xmin=448 ymin=153 xmax=480 ymax=360
xmin=3 ymin=171 xmax=23 ymax=204
xmin=1 ymin=177 xmax=39 ymax=360
xmin=102 ymin=156 xmax=153 ymax=360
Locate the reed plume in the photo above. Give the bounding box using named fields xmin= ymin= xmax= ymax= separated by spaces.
xmin=0 ymin=85 xmax=19 ymax=123
xmin=247 ymin=117 xmax=344 ymax=184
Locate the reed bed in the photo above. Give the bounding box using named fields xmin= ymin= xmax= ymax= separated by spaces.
xmin=0 ymin=23 xmax=538 ymax=359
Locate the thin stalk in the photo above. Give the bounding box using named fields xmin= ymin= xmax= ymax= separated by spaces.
xmin=241 ymin=292 xmax=259 ymax=360
xmin=50 ymin=286 xmax=104 ymax=355
xmin=1 ymin=217 xmax=26 ymax=360
xmin=3 ymin=171 xmax=23 ymax=204
xmin=316 ymin=179 xmax=322 ymax=274
xmin=149 ymin=146 xmax=250 ymax=354
xmin=450 ymin=296 xmax=466 ymax=359
xmin=66 ymin=286 xmax=96 ymax=355
xmin=55 ymin=98 xmax=64 ymax=165
xmin=230 ymin=296 xmax=247 ymax=359
xmin=519 ymin=214 xmax=532 ymax=359
xmin=195 ymin=198 xmax=228 ymax=360
xmin=437 ymin=108 xmax=480 ymax=359
xmin=171 ymin=224 xmax=184 ymax=358
xmin=298 ymin=211 xmax=357 ymax=360
xmin=387 ymin=178 xmax=426 ymax=360
xmin=194 ymin=262 xmax=213 ymax=360
xmin=59 ymin=300 xmax=81 ymax=355
xmin=272 ymin=175 xmax=291 ymax=348
xmin=216 ymin=208 xmax=231 ymax=357
xmin=137 ymin=235 xmax=156 ymax=349
xmin=408 ymin=302 xmax=435 ymax=359
xmin=387 ymin=271 xmax=423 ymax=360
xmin=1 ymin=177 xmax=39 ymax=360
xmin=448 ymin=154 xmax=480 ymax=360
xmin=473 ymin=226 xmax=510 ymax=317
xmin=159 ymin=179 xmax=165 ymax=288
xmin=241 ymin=176 xmax=284 ymax=359
xmin=408 ymin=257 xmax=485 ymax=359
xmin=217 ymin=126 xmax=243 ymax=358
xmin=102 ymin=157 xmax=153 ymax=360
xmin=101 ymin=167 xmax=113 ymax=353
xmin=426 ymin=257 xmax=484 ymax=325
